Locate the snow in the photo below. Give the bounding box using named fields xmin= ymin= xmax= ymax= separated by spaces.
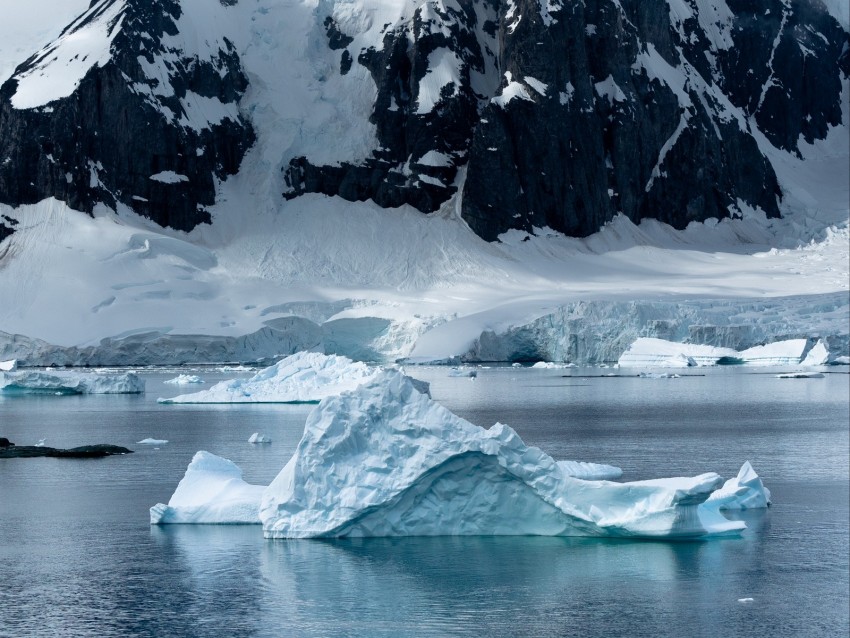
xmin=704 ymin=461 xmax=771 ymax=510
xmin=158 ymin=352 xmax=379 ymax=404
xmin=11 ymin=0 xmax=126 ymax=109
xmin=164 ymin=374 xmax=204 ymax=385
xmin=259 ymin=371 xmax=745 ymax=539
xmin=0 ymin=360 xmax=16 ymax=371
xmin=416 ymin=48 xmax=461 ymax=114
xmin=150 ymin=451 xmax=264 ymax=524
xmin=248 ymin=433 xmax=272 ymax=444
xmin=138 ymin=438 xmax=168 ymax=445
xmin=0 ymin=370 xmax=144 ymax=394
xmin=493 ymin=72 xmax=534 ymax=107
xmin=618 ymin=338 xmax=831 ymax=368
xmin=149 ymin=171 xmax=189 ymax=184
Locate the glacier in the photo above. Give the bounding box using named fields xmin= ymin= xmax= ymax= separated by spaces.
xmin=152 ymin=371 xmax=769 ymax=536
xmin=0 ymin=370 xmax=144 ymax=394
xmin=157 ymin=352 xmax=379 ymax=404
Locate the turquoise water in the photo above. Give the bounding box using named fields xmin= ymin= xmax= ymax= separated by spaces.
xmin=1 ymin=367 xmax=848 ymax=637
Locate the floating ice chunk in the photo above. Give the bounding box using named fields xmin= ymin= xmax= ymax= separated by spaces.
xmin=832 ymin=356 xmax=850 ymax=365
xmin=164 ymin=374 xmax=205 ymax=385
xmin=158 ymin=352 xmax=380 ymax=404
xmin=448 ymin=367 xmax=477 ymax=378
xmin=639 ymin=372 xmax=680 ymax=379
xmin=738 ymin=339 xmax=810 ymax=366
xmin=0 ymin=359 xmax=16 ymax=371
xmin=618 ymin=338 xmax=734 ymax=367
xmin=556 ymin=460 xmax=623 ymax=480
xmin=260 ymin=371 xmax=744 ymax=539
xmin=35 ymin=438 xmax=46 ymax=447
xmin=150 ymin=451 xmax=264 ymax=524
xmin=704 ymin=462 xmax=771 ymax=510
xmin=775 ymin=372 xmax=825 ymax=379
xmin=138 ymin=438 xmax=168 ymax=445
xmin=531 ymin=361 xmax=573 ymax=369
xmin=248 ymin=433 xmax=272 ymax=444
xmin=0 ymin=370 xmax=144 ymax=394
xmin=738 ymin=598 xmax=754 ymax=603
xmin=619 ymin=337 xmax=830 ymax=368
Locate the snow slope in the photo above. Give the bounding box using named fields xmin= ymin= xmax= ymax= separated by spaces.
xmin=0 ymin=1 xmax=847 ymax=364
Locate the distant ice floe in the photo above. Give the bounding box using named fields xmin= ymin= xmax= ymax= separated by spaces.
xmin=531 ymin=361 xmax=574 ymax=369
xmin=0 ymin=359 xmax=16 ymax=371
xmin=618 ymin=337 xmax=830 ymax=368
xmin=248 ymin=433 xmax=272 ymax=444
xmin=138 ymin=438 xmax=168 ymax=445
xmin=157 ymin=352 xmax=380 ymax=404
xmin=163 ymin=374 xmax=205 ymax=385
xmin=0 ymin=370 xmax=144 ymax=394
xmin=153 ymin=371 xmax=769 ymax=539
xmin=775 ymin=372 xmax=825 ymax=379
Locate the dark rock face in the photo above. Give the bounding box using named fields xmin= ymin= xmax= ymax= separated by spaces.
xmin=285 ymin=1 xmax=498 ymax=213
xmin=0 ymin=0 xmax=254 ymax=231
xmin=0 ymin=443 xmax=133 ymax=458
xmin=285 ymin=0 xmax=846 ymax=239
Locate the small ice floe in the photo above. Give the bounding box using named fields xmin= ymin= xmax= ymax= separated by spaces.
xmin=448 ymin=368 xmax=477 ymax=378
xmin=775 ymin=372 xmax=825 ymax=379
xmin=0 ymin=370 xmax=144 ymax=394
xmin=164 ymin=374 xmax=205 ymax=385
xmin=531 ymin=361 xmax=574 ymax=369
xmin=35 ymin=438 xmax=46 ymax=447
xmin=511 ymin=362 xmax=522 ymax=368
xmin=638 ymin=372 xmax=680 ymax=379
xmin=833 ymin=356 xmax=850 ymax=365
xmin=738 ymin=598 xmax=754 ymax=604
xmin=138 ymin=438 xmax=168 ymax=445
xmin=248 ymin=433 xmax=272 ymax=444
xmin=0 ymin=359 xmax=17 ymax=371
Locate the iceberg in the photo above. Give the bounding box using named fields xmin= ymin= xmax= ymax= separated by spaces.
xmin=157 ymin=351 xmax=379 ymax=404
xmin=163 ymin=374 xmax=205 ymax=385
xmin=138 ymin=438 xmax=168 ymax=445
xmin=259 ymin=371 xmax=745 ymax=539
xmin=150 ymin=451 xmax=264 ymax=524
xmin=775 ymin=372 xmax=825 ymax=379
xmin=704 ymin=461 xmax=771 ymax=510
xmin=0 ymin=359 xmax=16 ymax=371
xmin=618 ymin=337 xmax=830 ymax=368
xmin=248 ymin=433 xmax=272 ymax=444
xmin=0 ymin=370 xmax=144 ymax=394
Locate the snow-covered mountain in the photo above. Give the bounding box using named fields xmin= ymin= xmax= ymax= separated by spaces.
xmin=0 ymin=0 xmax=847 ymax=365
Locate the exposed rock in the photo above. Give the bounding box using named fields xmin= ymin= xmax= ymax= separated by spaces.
xmin=0 ymin=444 xmax=133 ymax=458
xmin=0 ymin=0 xmax=254 ymax=231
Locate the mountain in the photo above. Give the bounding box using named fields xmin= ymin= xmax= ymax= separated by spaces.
xmin=1 ymin=0 xmax=846 ymax=239
xmin=0 ymin=0 xmax=847 ymax=364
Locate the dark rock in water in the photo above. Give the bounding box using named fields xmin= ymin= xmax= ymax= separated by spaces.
xmin=0 ymin=437 xmax=13 ymax=447
xmin=0 ymin=444 xmax=133 ymax=459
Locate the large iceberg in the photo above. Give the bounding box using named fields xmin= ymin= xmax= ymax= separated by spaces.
xmin=152 ymin=372 xmax=769 ymax=537
xmin=157 ymin=352 xmax=379 ymax=404
xmin=0 ymin=370 xmax=144 ymax=394
xmin=618 ymin=337 xmax=829 ymax=368
xmin=150 ymin=451 xmax=265 ymax=524
xmin=258 ymin=371 xmax=746 ymax=539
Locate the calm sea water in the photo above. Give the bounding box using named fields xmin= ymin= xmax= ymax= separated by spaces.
xmin=1 ymin=366 xmax=847 ymax=637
